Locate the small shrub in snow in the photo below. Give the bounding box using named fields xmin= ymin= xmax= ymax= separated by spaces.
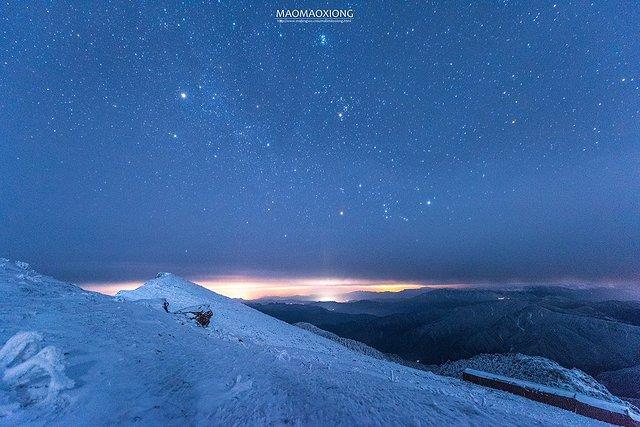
xmin=15 ymin=261 xmax=30 ymax=270
xmin=0 ymin=332 xmax=43 ymax=368
xmin=194 ymin=310 xmax=213 ymax=327
xmin=174 ymin=305 xmax=214 ymax=327
xmin=0 ymin=332 xmax=74 ymax=407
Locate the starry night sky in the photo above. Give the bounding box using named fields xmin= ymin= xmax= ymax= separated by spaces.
xmin=1 ymin=1 xmax=639 ymax=287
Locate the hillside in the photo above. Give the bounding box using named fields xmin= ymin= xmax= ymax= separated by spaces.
xmin=598 ymin=364 xmax=640 ymax=406
xmin=0 ymin=258 xmax=607 ymax=425
xmin=251 ymin=289 xmax=640 ymax=376
xmin=434 ymin=353 xmax=634 ymax=410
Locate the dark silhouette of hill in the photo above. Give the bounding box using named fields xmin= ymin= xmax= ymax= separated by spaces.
xmin=248 ymin=287 xmax=640 ymax=401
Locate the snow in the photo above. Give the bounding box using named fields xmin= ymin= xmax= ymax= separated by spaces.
xmin=0 ymin=258 xmax=608 ymax=425
xmin=3 ymin=341 xmax=75 ymax=403
xmin=464 ymin=368 xmax=640 ymax=421
xmin=0 ymin=332 xmax=43 ymax=368
xmin=434 ymin=353 xmax=634 ymax=408
xmin=294 ymin=322 xmax=391 ymax=361
xmin=0 ymin=331 xmax=74 ymax=416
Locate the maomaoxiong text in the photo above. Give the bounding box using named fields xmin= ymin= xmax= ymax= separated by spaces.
xmin=275 ymin=9 xmax=353 ymax=23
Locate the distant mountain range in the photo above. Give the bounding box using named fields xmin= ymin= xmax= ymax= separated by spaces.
xmin=248 ymin=286 xmax=640 ymax=403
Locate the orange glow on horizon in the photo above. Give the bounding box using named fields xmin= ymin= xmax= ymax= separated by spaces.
xmin=81 ymin=275 xmax=466 ymax=301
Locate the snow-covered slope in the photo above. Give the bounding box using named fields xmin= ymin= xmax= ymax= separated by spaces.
xmin=115 ymin=272 xmax=353 ymax=348
xmin=0 ymin=259 xmax=607 ymax=425
xmin=293 ymin=322 xmax=391 ymax=361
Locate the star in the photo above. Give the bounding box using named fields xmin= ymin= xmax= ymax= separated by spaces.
xmin=180 ymin=92 xmax=188 ymax=99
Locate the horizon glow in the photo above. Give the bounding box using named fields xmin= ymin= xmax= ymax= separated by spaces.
xmin=80 ymin=275 xmax=465 ymax=301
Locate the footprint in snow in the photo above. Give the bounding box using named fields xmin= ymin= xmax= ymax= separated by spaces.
xmin=277 ymin=350 xmax=291 ymax=362
xmin=221 ymin=375 xmax=252 ymax=400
